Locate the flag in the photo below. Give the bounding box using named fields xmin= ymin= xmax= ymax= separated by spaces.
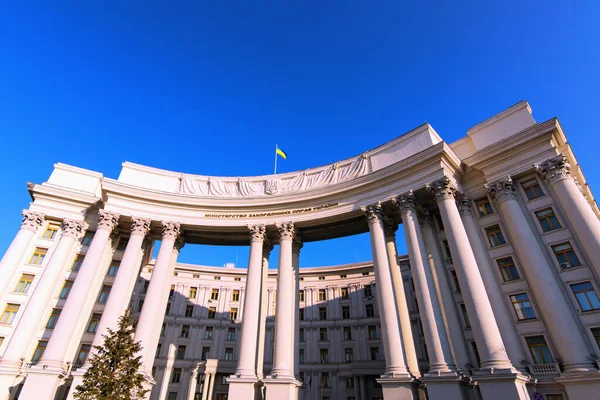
xmin=276 ymin=145 xmax=287 ymax=160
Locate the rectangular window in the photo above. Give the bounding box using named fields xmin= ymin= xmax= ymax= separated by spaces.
xmin=59 ymin=280 xmax=73 ymax=299
xmin=107 ymin=260 xmax=120 ymax=276
xmin=43 ymin=224 xmax=60 ymax=239
xmin=46 ymin=308 xmax=61 ymax=329
xmin=160 ymin=323 xmax=166 ymax=336
xmin=176 ymin=345 xmax=186 ymax=359
xmin=211 ymin=289 xmax=219 ymax=300
xmin=485 ymin=225 xmax=506 ymax=247
xmin=208 ymin=307 xmax=216 ymax=319
xmin=340 ymin=287 xmax=349 ymax=299
xmin=29 ymin=248 xmax=47 ymax=265
xmin=299 ymin=328 xmax=305 ymax=342
xmin=168 ymin=393 xmax=177 ymax=400
xmin=234 ymin=277 xmax=241 ymax=281
xmin=14 ymin=274 xmax=34 ymax=293
xmin=155 ymin=343 xmax=162 ymax=357
xmin=1 ymin=304 xmax=19 ymax=325
xmin=362 ymin=272 xmax=370 ymax=276
xmin=227 ymin=327 xmax=236 ymax=341
xmin=319 ymin=327 xmax=328 ymax=341
xmin=450 ymin=270 xmax=461 ymax=292
xmin=345 ymin=348 xmax=353 ymax=362
xmin=535 ymin=208 xmax=561 ymax=232
xmin=181 ymin=324 xmax=190 ymax=338
xmin=172 ymin=368 xmax=182 ymax=383
xmin=165 ymin=303 xmax=171 ymax=315
xmin=475 ymin=197 xmax=494 ymax=217
xmin=340 ymin=274 xmax=347 ymax=279
xmin=299 ymin=348 xmax=305 ymax=363
xmin=442 ymin=240 xmax=452 ymax=261
xmin=137 ymin=300 xmax=144 ymax=312
xmin=87 ymin=313 xmax=101 ymax=333
xmin=343 ymin=326 xmax=352 ymax=340
xmin=189 ymin=287 xmax=197 ymax=299
xmin=319 ymin=276 xmax=325 ymax=281
xmin=224 ymin=348 xmax=234 ymax=360
xmin=497 ymin=257 xmax=520 ymax=282
xmin=510 ymin=293 xmax=536 ymax=320
xmin=214 ymin=276 xmax=221 ymax=280
xmin=299 ymin=290 xmax=304 ymax=302
xmin=367 ymin=325 xmax=377 ymax=340
xmin=591 ymin=327 xmax=600 ymax=349
xmin=459 ymin=304 xmax=470 ymax=328
xmin=363 ymin=284 xmax=373 ymax=297
xmin=231 ymin=290 xmax=240 ymax=302
xmin=230 ymin=308 xmax=238 ymax=320
xmin=71 ymin=254 xmax=85 ymax=272
xmin=169 ymin=285 xmax=175 ymax=299
xmin=320 ymin=372 xmax=330 ymax=388
xmin=97 ymin=285 xmax=111 ymax=304
xmin=365 ymin=304 xmax=375 ymax=317
xmin=521 ymin=178 xmax=544 ymax=200
xmin=299 ymin=308 xmax=304 ymax=321
xmin=370 ymin=346 xmax=380 ymax=360
xmin=76 ymin=344 xmax=91 ymax=365
xmin=347 ymin=377 xmax=354 ymax=388
xmin=342 ymin=306 xmax=350 ymax=319
xmin=318 ymin=289 xmax=327 ymax=301
xmin=116 ymin=237 xmax=128 ymax=251
xmin=185 ymin=305 xmax=194 ymax=317
xmin=571 ymin=282 xmax=600 ymax=311
xmin=552 ymin=242 xmax=582 ymax=267
xmin=319 ymin=307 xmax=327 ymax=320
xmin=204 ymin=326 xmax=214 ymax=339
xmin=82 ymin=231 xmax=95 ymax=246
xmin=320 ymin=348 xmax=329 ymax=363
xmin=141 ymin=281 xmax=149 ymax=294
xmin=31 ymin=340 xmax=47 ymax=362
xmin=526 ymin=336 xmax=553 ymax=364
xmin=201 ymin=347 xmax=210 ymax=361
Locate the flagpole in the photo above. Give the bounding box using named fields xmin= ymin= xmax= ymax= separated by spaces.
xmin=274 ymin=144 xmax=278 ymax=175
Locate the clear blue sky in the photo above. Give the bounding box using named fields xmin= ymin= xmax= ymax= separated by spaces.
xmin=1 ymin=1 xmax=599 ymax=269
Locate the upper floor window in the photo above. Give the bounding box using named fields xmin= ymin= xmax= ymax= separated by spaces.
xmin=204 ymin=326 xmax=214 ymax=339
xmin=76 ymin=344 xmax=91 ymax=365
xmin=107 ymin=261 xmax=120 ymax=276
xmin=88 ymin=313 xmax=101 ymax=333
xmin=320 ymin=372 xmax=330 ymax=388
xmin=363 ymin=284 xmax=373 ymax=298
xmin=214 ymin=276 xmax=221 ymax=280
xmin=570 ymin=282 xmax=600 ymax=311
xmin=234 ymin=277 xmax=241 ymax=281
xmin=459 ymin=304 xmax=470 ymax=329
xmin=319 ymin=327 xmax=328 ymax=341
xmin=160 ymin=323 xmax=166 ymax=336
xmin=299 ymin=328 xmax=305 ymax=342
xmin=342 ymin=306 xmax=351 ymax=319
xmin=367 ymin=325 xmax=378 ymax=340
xmin=141 ymin=281 xmax=149 ymax=294
xmin=318 ymin=289 xmax=327 ymax=301
xmin=97 ymin=285 xmax=111 ymax=304
xmin=370 ymin=346 xmax=380 ymax=360
xmin=201 ymin=347 xmax=211 ymax=361
xmin=552 ymin=242 xmax=581 ymax=268
xmin=71 ymin=254 xmax=84 ymax=272
xmin=475 ymin=197 xmax=494 ymax=217
xmin=521 ymin=178 xmax=544 ymax=200
xmin=365 ymin=304 xmax=375 ymax=317
xmin=485 ymin=225 xmax=506 ymax=247
xmin=46 ymin=308 xmax=61 ymax=329
xmin=340 ymin=287 xmax=349 ymax=299
xmin=171 ymin=368 xmax=182 ymax=383
xmin=442 ymin=240 xmax=452 ymax=261
xmin=230 ymin=308 xmax=238 ymax=320
xmin=345 ymin=348 xmax=353 ymax=362
xmin=535 ymin=208 xmax=561 ymax=232
xmin=59 ymin=280 xmax=73 ymax=299
xmin=189 ymin=287 xmax=197 ymax=299
xmin=510 ymin=293 xmax=536 ymax=320
xmin=224 ymin=348 xmax=234 ymax=361
xmin=176 ymin=345 xmax=186 ymax=359
xmin=181 ymin=324 xmax=190 ymax=338
xmin=318 ymin=276 xmax=325 ymax=281
xmin=14 ymin=274 xmax=34 ymax=293
xmin=591 ymin=327 xmax=600 ymax=350
xmin=343 ymin=326 xmax=352 ymax=340
xmin=496 ymin=257 xmax=520 ymax=282
xmin=299 ymin=349 xmax=305 ymax=363
xmin=362 ymin=272 xmax=370 ymax=276
xmin=319 ymin=307 xmax=327 ymax=320
xmin=211 ymin=289 xmax=219 ymax=300
xmin=185 ymin=305 xmax=194 ymax=318
xmin=31 ymin=340 xmax=47 ymax=362
xmin=82 ymin=231 xmax=95 ymax=246
xmin=298 ymin=290 xmax=304 ymax=302
xmin=450 ymin=270 xmax=461 ymax=292
xmin=320 ymin=348 xmax=329 ymax=363
xmin=299 ymin=308 xmax=304 ymax=321
xmin=29 ymin=248 xmax=47 ymax=265
xmin=116 ymin=237 xmax=128 ymax=251
xmin=525 ymin=336 xmax=553 ymax=364
xmin=43 ymin=224 xmax=60 ymax=239
xmin=231 ymin=290 xmax=240 ymax=302
xmin=227 ymin=327 xmax=236 ymax=341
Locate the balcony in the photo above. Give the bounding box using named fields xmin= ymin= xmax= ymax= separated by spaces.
xmin=527 ymin=363 xmax=561 ymax=376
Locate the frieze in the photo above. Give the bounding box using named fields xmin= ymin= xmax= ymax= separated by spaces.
xmin=204 ymin=202 xmax=338 ymax=219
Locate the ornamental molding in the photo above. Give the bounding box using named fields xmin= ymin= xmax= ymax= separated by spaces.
xmin=427 ymin=176 xmax=457 ymax=201
xmin=292 ymin=235 xmax=304 ymax=254
xmin=161 ymin=221 xmax=181 ymax=240
xmin=362 ymin=203 xmax=383 ymax=225
xmin=131 ymin=217 xmax=152 ymax=237
xmin=456 ymin=194 xmax=473 ymax=217
xmin=248 ymin=225 xmax=267 ymax=243
xmin=485 ymin=176 xmax=516 ymax=204
xmin=61 ymin=219 xmax=85 ymax=239
xmin=396 ymin=190 xmax=417 ymax=214
xmin=277 ymin=222 xmax=295 ymax=241
xmin=97 ymin=210 xmax=120 ymax=231
xmin=21 ymin=211 xmax=45 ymax=232
xmin=535 ymin=154 xmax=572 ymax=186
xmin=263 ymin=240 xmax=274 ymax=256
xmin=382 ymin=216 xmax=397 ymax=238
xmin=175 ymin=236 xmax=186 ymax=251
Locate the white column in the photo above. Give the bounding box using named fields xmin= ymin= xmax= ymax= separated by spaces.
xmin=135 ymin=221 xmax=184 ymax=374
xmin=0 ymin=210 xmax=44 ymax=299
xmin=292 ymin=236 xmax=302 ymax=378
xmin=537 ymin=155 xmax=600 ymax=279
xmin=200 ymin=373 xmax=211 ymax=400
xmin=187 ymin=367 xmax=199 ymax=400
xmin=256 ymin=242 xmax=272 ymax=379
xmin=383 ymin=217 xmax=421 ymax=378
xmin=397 ymin=192 xmax=456 ymax=374
xmin=456 ymin=196 xmax=527 ymax=370
xmin=486 ymin=176 xmax=596 ymax=373
xmin=419 ymin=211 xmax=471 ymax=372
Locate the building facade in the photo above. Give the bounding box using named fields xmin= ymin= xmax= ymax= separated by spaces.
xmin=1 ymin=101 xmax=600 ymax=400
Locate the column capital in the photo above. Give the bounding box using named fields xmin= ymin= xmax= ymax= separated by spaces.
xmin=131 ymin=217 xmax=152 ymax=237
xmin=427 ymin=176 xmax=457 ymax=201
xmin=535 ymin=154 xmax=572 ymax=185
xmin=61 ymin=219 xmax=85 ymax=239
xmin=361 ymin=203 xmax=383 ymax=224
xmin=97 ymin=210 xmax=120 ymax=231
xmin=161 ymin=221 xmax=181 ymax=240
xmin=21 ymin=210 xmax=45 ymax=232
xmin=276 ymin=222 xmax=295 ymax=241
xmin=485 ymin=175 xmax=516 ymax=204
xmin=174 ymin=236 xmax=186 ymax=251
xmin=292 ymin=235 xmax=304 ymax=254
xmin=382 ymin=216 xmax=397 ymax=238
xmin=395 ymin=190 xmax=417 ymax=214
xmin=263 ymin=240 xmax=274 ymax=255
xmin=456 ymin=194 xmax=473 ymax=217
xmin=248 ymin=224 xmax=267 ymax=243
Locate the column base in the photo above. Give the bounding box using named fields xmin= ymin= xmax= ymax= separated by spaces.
xmin=376 ymin=375 xmax=418 ymax=400
xmin=472 ymin=369 xmax=530 ymax=400
xmin=227 ymin=375 xmax=263 ymax=400
xmin=263 ymin=375 xmax=302 ymax=400
xmin=556 ymin=370 xmax=600 ymax=399
xmin=17 ymin=363 xmax=68 ymax=400
xmin=422 ymin=373 xmax=473 ymax=400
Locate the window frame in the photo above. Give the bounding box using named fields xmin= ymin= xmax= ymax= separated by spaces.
xmin=485 ymin=224 xmax=506 ymax=248
xmin=28 ymin=247 xmax=48 ymax=265
xmin=474 ymin=197 xmax=494 ymax=217
xmin=520 ymin=177 xmax=545 ymax=201
xmin=570 ymin=281 xmax=600 ymax=312
xmin=509 ymin=292 xmax=536 ymax=321
xmin=525 ymin=335 xmax=553 ymax=364
xmin=14 ymin=274 xmax=35 ymax=293
xmin=534 ymin=207 xmax=562 ymax=233
xmin=1 ymin=304 xmax=20 ymax=325
xmin=496 ymin=256 xmax=521 ymax=282
xmin=551 ymin=241 xmax=582 ymax=268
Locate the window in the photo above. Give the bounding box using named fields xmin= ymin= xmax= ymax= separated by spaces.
xmin=82 ymin=231 xmax=95 ymax=246
xmin=169 ymin=285 xmax=175 ymax=299
xmin=370 ymin=346 xmax=380 ymax=360
xmin=299 ymin=308 xmax=304 ymax=321
xmin=319 ymin=307 xmax=327 ymax=320
xmin=221 ymin=376 xmax=229 ymax=385
xmin=552 ymin=242 xmax=581 ymax=267
xmin=535 ymin=208 xmax=561 ymax=232
xmin=31 ymin=340 xmax=47 ymax=362
xmin=475 ymin=197 xmax=494 ymax=217
xmin=46 ymin=308 xmax=61 ymax=329
xmin=318 ymin=289 xmax=327 ymax=301
xmin=224 ymin=348 xmax=234 ymax=360
xmin=571 ymin=282 xmax=600 ymax=311
xmin=107 ymin=261 xmax=120 ymax=276
xmin=367 ymin=325 xmax=377 ymax=340
xmin=345 ymin=348 xmax=353 ymax=362
xmin=526 ymin=336 xmax=553 ymax=364
xmin=214 ymin=276 xmax=221 ymax=280
xmin=201 ymin=347 xmax=210 ymax=361
xmin=592 ymin=327 xmax=600 ymax=349
xmin=346 ymin=377 xmax=354 ymax=388
xmin=470 ymin=341 xmax=481 ymax=366
xmin=342 ymin=306 xmax=350 ymax=319
xmin=362 ymin=272 xmax=370 ymax=276
xmin=211 ymin=289 xmax=219 ymax=300
xmin=343 ymin=327 xmax=352 ymax=340
xmin=460 ymin=304 xmax=470 ymax=328
xmin=59 ymin=280 xmax=73 ymax=299
xmin=319 ymin=327 xmax=328 ymax=341
xmin=521 ymin=178 xmax=544 ymax=200
xmin=234 ymin=277 xmax=241 ymax=281
xmin=298 ymin=290 xmax=304 ymax=302
xmin=365 ymin=304 xmax=375 ymax=317
xmin=141 ymin=281 xmax=149 ymax=294
xmin=71 ymin=254 xmax=84 ymax=272
xmin=442 ymin=240 xmax=452 ymax=261
xmin=160 ymin=323 xmax=166 ymax=336
xmin=1 ymin=304 xmax=19 ymax=324
xmin=172 ymin=368 xmax=182 ymax=383
xmin=165 ymin=302 xmax=171 ymax=315
xmin=340 ymin=287 xmax=349 ymax=299
xmin=510 ymin=293 xmax=536 ymax=320
xmin=299 ymin=328 xmax=305 ymax=342
xmin=204 ymin=327 xmax=214 ymax=339
xmin=137 ymin=300 xmax=144 ymax=312
xmin=230 ymin=308 xmax=238 ymax=320
xmin=485 ymin=225 xmax=506 ymax=247
xmin=231 ymin=290 xmax=240 ymax=302
xmin=97 ymin=285 xmax=111 ymax=304
xmin=175 ymin=345 xmax=186 ymax=359
xmin=299 ymin=348 xmax=305 ymax=363
xmin=14 ymin=274 xmax=34 ymax=293
xmin=76 ymin=344 xmax=91 ymax=365
xmin=185 ymin=305 xmax=194 ymax=317
xmin=168 ymin=393 xmax=177 ymax=400
xmin=497 ymin=257 xmax=520 ymax=282
xmin=43 ymin=224 xmax=60 ymax=239
xmin=180 ymin=324 xmax=190 ymax=338
xmin=450 ymin=270 xmax=461 ymax=292
xmin=227 ymin=327 xmax=236 ymax=341
xmin=116 ymin=237 xmax=128 ymax=251
xmin=156 ymin=343 xmax=162 ymax=357
xmin=363 ymin=284 xmax=373 ymax=297
xmin=319 ymin=276 xmax=325 ymax=281
xmin=320 ymin=348 xmax=329 ymax=363
xmin=28 ymin=248 xmax=47 ymax=265
xmin=208 ymin=307 xmax=216 ymax=319
xmin=189 ymin=287 xmax=197 ymax=299
xmin=546 ymin=396 xmax=564 ymax=400
xmin=320 ymin=372 xmax=330 ymax=388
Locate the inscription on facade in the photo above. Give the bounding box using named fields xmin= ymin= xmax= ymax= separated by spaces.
xmin=204 ymin=202 xmax=339 ymax=219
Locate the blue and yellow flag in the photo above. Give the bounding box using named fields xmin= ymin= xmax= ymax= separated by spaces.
xmin=276 ymin=145 xmax=287 ymax=160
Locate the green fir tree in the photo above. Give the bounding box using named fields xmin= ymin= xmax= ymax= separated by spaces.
xmin=74 ymin=309 xmax=149 ymax=400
